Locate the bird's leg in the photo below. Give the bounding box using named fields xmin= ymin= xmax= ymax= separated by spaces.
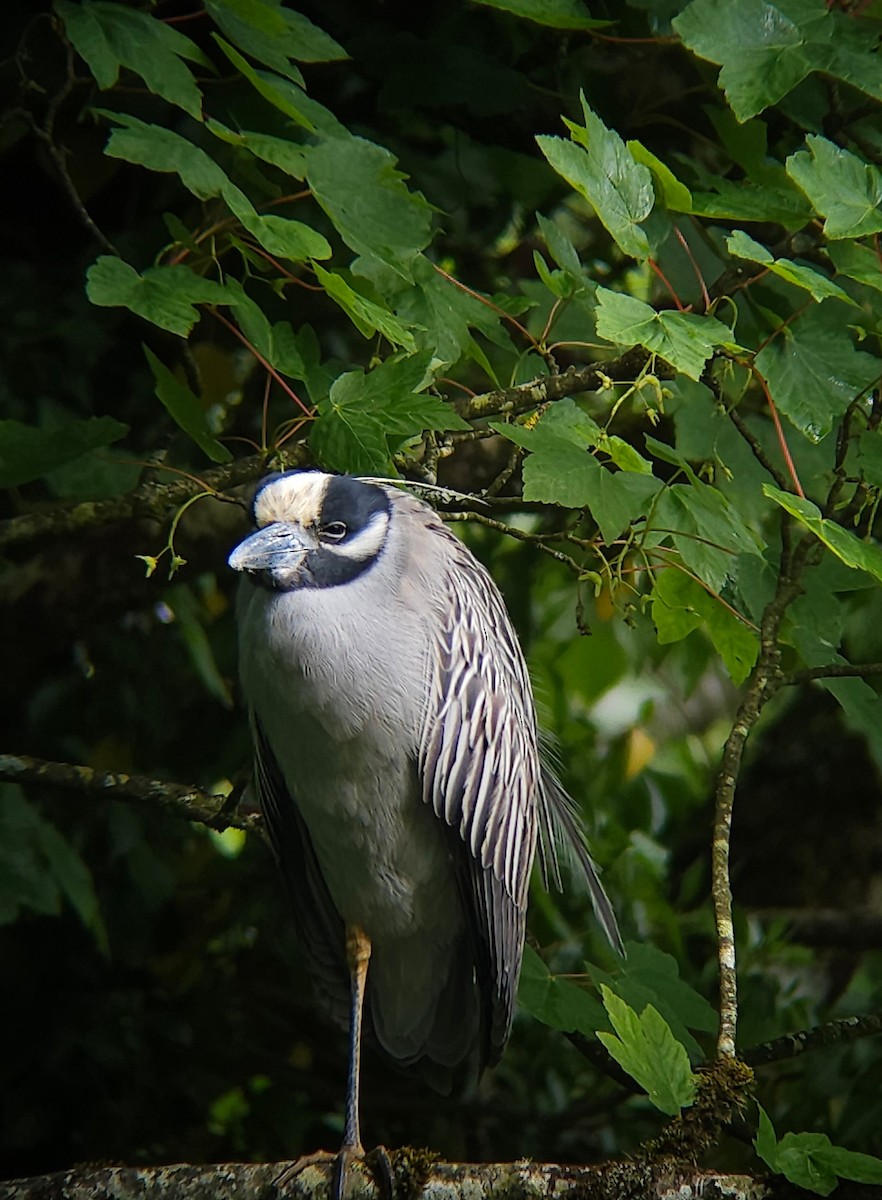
xmin=329 ymin=923 xmax=372 ymax=1200
xmin=343 ymin=922 xmax=371 ymax=1151
xmin=274 ymin=925 xmax=374 ymax=1197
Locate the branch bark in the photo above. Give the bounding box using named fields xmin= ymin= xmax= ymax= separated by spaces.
xmin=0 ymin=354 xmax=652 ymax=552
xmin=742 ymin=1010 xmax=882 ymax=1068
xmin=0 ymin=1158 xmax=774 ymax=1200
xmin=0 ymin=754 xmax=260 ymax=835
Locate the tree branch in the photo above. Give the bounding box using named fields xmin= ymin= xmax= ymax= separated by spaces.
xmin=0 ymin=754 xmax=261 ymax=835
xmin=0 ymin=352 xmax=654 ymax=552
xmin=455 ymin=349 xmax=655 ymax=420
xmin=712 ymin=564 xmax=803 ymax=1059
xmin=741 ymin=1011 xmax=882 ymax=1069
xmin=0 ymin=1157 xmax=774 ymax=1200
xmin=783 ymin=662 xmax=882 ymax=685
xmin=0 ymin=452 xmax=293 ymax=550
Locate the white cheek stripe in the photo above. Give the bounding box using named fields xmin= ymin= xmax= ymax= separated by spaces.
xmin=329 ymin=512 xmax=389 ymax=562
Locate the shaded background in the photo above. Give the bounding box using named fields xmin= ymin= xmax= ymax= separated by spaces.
xmin=2 ymin=0 xmax=882 ymax=1182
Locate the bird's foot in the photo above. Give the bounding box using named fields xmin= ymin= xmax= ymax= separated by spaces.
xmin=274 ymin=1144 xmax=393 ymax=1200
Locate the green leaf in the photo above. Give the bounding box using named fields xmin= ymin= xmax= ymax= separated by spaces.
xmin=650 ymin=473 xmax=764 ymax=593
xmin=827 ymin=240 xmax=882 ymax=294
xmin=305 ymin=136 xmax=434 ymax=276
xmin=674 ymin=0 xmax=882 ymax=123
xmin=0 ymin=785 xmax=108 ymax=952
xmin=537 ymin=96 xmax=654 ymax=261
xmin=812 ymin=1145 xmax=882 ymax=1187
xmin=101 ymin=114 xmax=230 ymax=199
xmin=0 ymin=416 xmax=128 ymax=488
xmin=144 ymin=347 xmax=233 ymax=463
xmin=56 ymin=0 xmax=208 ymax=118
xmin=166 ymin=584 xmax=233 ymax=708
xmin=597 ymin=985 xmax=697 ymax=1116
xmin=754 ymin=1103 xmax=781 ymax=1172
xmin=753 ymin=1107 xmax=882 ymax=1197
xmin=595 ymin=289 xmax=733 ymax=380
xmin=206 ymin=0 xmax=346 ymax=79
xmin=689 ymin=180 xmax=812 ymax=229
xmin=491 ymin=399 xmax=661 ymax=540
xmin=102 ymin=113 xmax=324 ymax=261
xmin=764 ymin=484 xmax=882 ymax=584
xmin=755 ymin=303 xmax=879 ymax=442
xmin=86 ymin=258 xmax=231 ymax=337
xmin=212 ymin=36 xmax=315 ymax=129
xmin=725 ymin=230 xmax=855 ymax=305
xmin=652 ymin=567 xmax=759 ymax=684
xmin=536 ymin=213 xmax=584 ymax=277
xmin=313 ymin=264 xmax=417 ymax=350
xmin=205 ymin=120 xmax=308 ymax=179
xmin=517 ymin=945 xmax=607 ymax=1033
xmin=237 ymin=212 xmax=332 ymax=261
xmin=396 ymin=257 xmax=513 ymax=367
xmin=470 ymin=0 xmax=608 ymax=29
xmin=786 ymin=136 xmax=882 ymax=240
xmin=627 ymin=141 xmax=692 ymax=212
xmin=310 ymin=351 xmax=467 ymax=474
xmin=587 ymin=942 xmax=717 ymax=1060
xmin=222 ymin=282 xmax=307 ymax=378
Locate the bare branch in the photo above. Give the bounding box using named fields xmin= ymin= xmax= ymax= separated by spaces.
xmin=0 ymin=754 xmax=261 ymax=835
xmin=0 ymin=451 xmax=299 ymax=550
xmin=712 ymin=569 xmax=802 ymax=1059
xmin=726 ymin=405 xmax=791 ymax=494
xmin=742 ymin=1011 xmax=882 ymax=1069
xmin=456 ymin=349 xmax=655 ymax=421
xmin=783 ymin=662 xmax=882 ymax=685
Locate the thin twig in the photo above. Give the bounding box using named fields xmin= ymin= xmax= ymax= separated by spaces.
xmin=726 ymin=405 xmax=791 ymax=494
xmin=783 ymin=662 xmax=882 ymax=685
xmin=443 ymin=511 xmax=585 ymax=575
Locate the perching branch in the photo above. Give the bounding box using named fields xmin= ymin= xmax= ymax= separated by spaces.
xmin=0 ymin=754 xmax=261 ymax=836
xmin=0 ymin=1156 xmax=774 ymax=1200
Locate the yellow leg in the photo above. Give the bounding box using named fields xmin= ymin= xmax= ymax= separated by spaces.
xmin=342 ymin=923 xmax=371 ymax=1154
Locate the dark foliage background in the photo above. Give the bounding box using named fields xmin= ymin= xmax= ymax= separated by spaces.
xmin=2 ymin=0 xmax=882 ymax=1189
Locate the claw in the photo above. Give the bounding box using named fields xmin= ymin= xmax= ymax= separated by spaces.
xmin=274 ymin=1145 xmax=391 ymax=1199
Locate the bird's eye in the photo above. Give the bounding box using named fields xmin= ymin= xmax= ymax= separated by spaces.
xmin=320 ymin=522 xmax=348 ymax=543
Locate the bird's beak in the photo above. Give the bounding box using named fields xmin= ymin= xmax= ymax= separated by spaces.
xmin=228 ymin=522 xmax=311 ymax=583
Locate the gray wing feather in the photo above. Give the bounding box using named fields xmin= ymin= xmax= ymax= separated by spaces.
xmin=417 ymin=525 xmax=540 ymax=1062
xmin=413 ymin=505 xmax=623 ymax=975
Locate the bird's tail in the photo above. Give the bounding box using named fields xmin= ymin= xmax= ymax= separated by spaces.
xmin=537 ymin=757 xmax=624 ymax=957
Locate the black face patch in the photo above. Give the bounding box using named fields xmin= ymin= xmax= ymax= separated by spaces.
xmin=302 ymin=476 xmax=391 ymax=589
xmin=320 ymin=476 xmax=391 ymax=539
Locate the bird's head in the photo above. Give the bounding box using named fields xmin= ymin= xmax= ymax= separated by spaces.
xmin=228 ymin=471 xmax=392 ymax=591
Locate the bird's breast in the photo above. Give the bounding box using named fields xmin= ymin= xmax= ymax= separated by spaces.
xmin=238 ymin=580 xmax=458 ymax=943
